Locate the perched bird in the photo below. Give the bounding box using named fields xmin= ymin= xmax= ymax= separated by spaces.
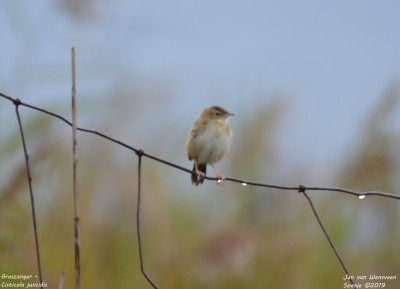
xmin=186 ymin=106 xmax=234 ymax=185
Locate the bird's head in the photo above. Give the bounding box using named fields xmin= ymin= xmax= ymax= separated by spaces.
xmin=201 ymin=106 xmax=234 ymax=123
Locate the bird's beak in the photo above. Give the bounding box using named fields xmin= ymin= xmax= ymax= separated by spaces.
xmin=227 ymin=112 xmax=234 ymax=117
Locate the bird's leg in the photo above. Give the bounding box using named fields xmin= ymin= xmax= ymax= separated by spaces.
xmin=211 ymin=164 xmax=225 ymax=185
xmin=195 ymin=161 xmax=205 ymax=179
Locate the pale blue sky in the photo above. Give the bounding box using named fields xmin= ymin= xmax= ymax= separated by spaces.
xmin=1 ymin=0 xmax=400 ymax=171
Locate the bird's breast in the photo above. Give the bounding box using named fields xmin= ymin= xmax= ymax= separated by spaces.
xmin=191 ymin=121 xmax=232 ymax=165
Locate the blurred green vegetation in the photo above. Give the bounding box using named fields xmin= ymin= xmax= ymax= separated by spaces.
xmin=1 ymin=86 xmax=400 ymax=289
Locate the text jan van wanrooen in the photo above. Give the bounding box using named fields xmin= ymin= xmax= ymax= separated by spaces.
xmin=344 ymin=274 xmax=397 ymax=280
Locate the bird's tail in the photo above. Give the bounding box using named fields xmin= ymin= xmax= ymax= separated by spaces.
xmin=192 ymin=163 xmax=206 ymax=186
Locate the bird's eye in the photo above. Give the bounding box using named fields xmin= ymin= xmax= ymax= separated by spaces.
xmin=215 ymin=111 xmax=221 ymax=117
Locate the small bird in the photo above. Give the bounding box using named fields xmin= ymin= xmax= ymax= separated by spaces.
xmin=186 ymin=106 xmax=234 ymax=185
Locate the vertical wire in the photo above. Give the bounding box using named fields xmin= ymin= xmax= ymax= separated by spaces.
xmin=15 ymin=102 xmax=44 ymax=288
xmin=302 ymin=190 xmax=356 ymax=286
xmin=136 ymin=151 xmax=159 ymax=289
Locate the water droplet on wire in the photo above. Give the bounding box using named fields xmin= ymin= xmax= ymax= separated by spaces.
xmin=358 ymin=195 xmax=366 ymax=200
xmin=242 ymin=182 xmax=247 ymax=186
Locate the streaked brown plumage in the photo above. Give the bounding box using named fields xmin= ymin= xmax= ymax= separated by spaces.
xmin=186 ymin=106 xmax=234 ymax=185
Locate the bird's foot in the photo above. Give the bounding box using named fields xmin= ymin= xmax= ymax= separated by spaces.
xmin=211 ymin=164 xmax=225 ymax=185
xmin=195 ymin=169 xmax=205 ymax=182
xmin=216 ymin=173 xmax=225 ymax=185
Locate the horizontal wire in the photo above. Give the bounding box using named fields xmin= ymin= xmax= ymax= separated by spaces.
xmin=5 ymin=91 xmax=400 ymax=288
xmin=1 ymin=92 xmax=399 ymax=201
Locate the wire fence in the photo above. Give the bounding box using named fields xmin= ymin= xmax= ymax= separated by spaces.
xmin=1 ymin=74 xmax=400 ymax=287
xmin=2 ymin=90 xmax=400 ymax=288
